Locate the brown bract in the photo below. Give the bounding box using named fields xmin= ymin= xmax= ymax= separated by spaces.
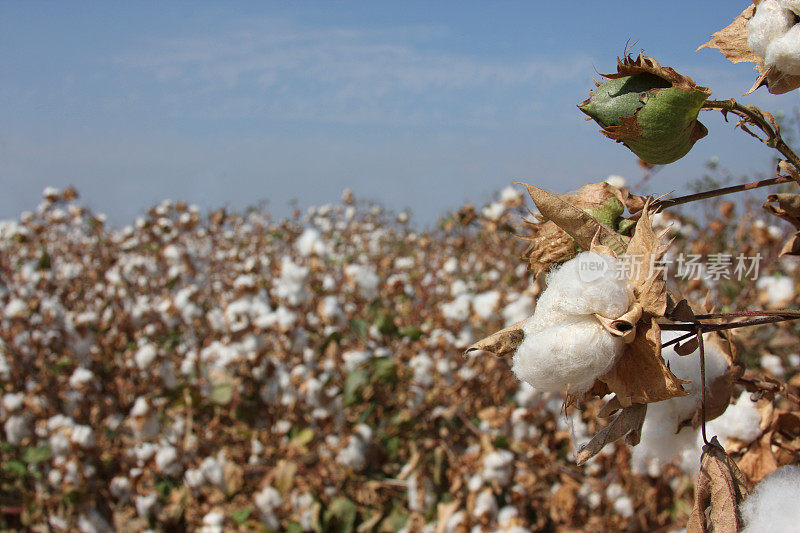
xmin=604 ymin=51 xmax=708 ymax=93
xmin=523 ymin=184 xmax=626 ymax=257
xmin=687 ymin=438 xmax=751 ymax=533
xmin=699 ymin=2 xmax=800 ymax=94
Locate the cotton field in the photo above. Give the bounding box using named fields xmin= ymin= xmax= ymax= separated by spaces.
xmin=1 ymin=186 xmax=799 ymax=532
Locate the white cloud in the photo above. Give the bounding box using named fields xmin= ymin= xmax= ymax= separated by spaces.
xmin=114 ymin=19 xmax=592 ymax=125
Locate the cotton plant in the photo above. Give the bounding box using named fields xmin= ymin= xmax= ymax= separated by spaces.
xmin=470 ymin=191 xmax=694 ymax=463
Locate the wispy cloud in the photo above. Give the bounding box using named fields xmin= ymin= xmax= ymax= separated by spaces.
xmin=114 ymin=18 xmax=593 ymax=126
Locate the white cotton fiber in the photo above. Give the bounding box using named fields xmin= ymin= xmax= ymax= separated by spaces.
xmin=740 ymin=465 xmax=800 ymax=532
xmin=705 ymin=391 xmax=762 ymax=446
xmin=533 ymin=252 xmax=630 ymax=320
xmin=748 ymin=0 xmax=795 ymax=59
xmin=512 ymin=252 xmax=630 ymax=395
xmin=766 ymin=23 xmax=800 ymax=74
xmin=631 ymin=331 xmax=730 ymax=475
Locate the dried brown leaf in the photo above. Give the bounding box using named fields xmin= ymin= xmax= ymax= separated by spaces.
xmin=625 ymin=202 xmax=669 ymax=317
xmin=697 ymin=5 xmax=759 ymax=65
xmin=524 ymin=184 xmax=627 ymax=256
xmin=737 ymin=431 xmax=779 ymax=484
xmin=764 ymin=192 xmax=800 ymax=229
xmin=675 ymin=336 xmax=700 ymax=356
xmin=597 ymin=318 xmax=688 ymax=407
xmin=465 ymin=321 xmax=524 ymax=359
xmin=779 ymin=231 xmax=800 ymax=256
xmin=575 ymin=403 xmax=646 ymax=465
xmin=593 ymin=303 xmax=642 ymax=344
xmin=687 ymin=438 xmax=751 ymax=533
xmin=668 ymin=298 xmax=696 ymax=322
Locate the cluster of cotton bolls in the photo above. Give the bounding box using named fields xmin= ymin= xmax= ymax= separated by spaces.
xmin=748 ymin=0 xmax=800 ymax=75
xmin=1 ymin=185 xmax=798 ymax=531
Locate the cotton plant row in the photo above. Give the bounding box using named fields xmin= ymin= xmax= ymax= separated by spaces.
xmin=0 ymin=185 xmax=646 ymax=531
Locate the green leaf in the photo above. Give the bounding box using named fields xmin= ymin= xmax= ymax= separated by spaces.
xmin=323 ymin=497 xmax=357 ymax=533
xmin=370 ymin=357 xmax=397 ymax=384
xmin=349 ymin=318 xmax=369 ymax=340
xmin=399 ymin=326 xmax=423 ymax=341
xmin=2 ymin=460 xmax=27 ymax=477
xmin=210 ymin=383 xmax=234 ymax=405
xmin=344 ymin=370 xmax=369 ymax=406
xmin=21 ymin=445 xmax=51 ymax=465
xmin=232 ymin=508 xmax=251 ymax=526
xmin=290 ymin=429 xmax=314 ymax=448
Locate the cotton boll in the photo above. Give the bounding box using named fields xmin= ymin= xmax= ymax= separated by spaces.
xmin=761 ymin=353 xmax=785 ymax=377
xmin=705 ymin=391 xmax=762 ymax=446
xmin=740 ymin=465 xmax=800 ymax=532
xmin=534 ymin=252 xmax=631 ymax=319
xmin=482 ymin=450 xmax=515 ymax=486
xmin=766 ymin=23 xmax=800 ymax=74
xmin=254 ymin=486 xmax=283 ymax=530
xmin=514 ymin=315 xmax=623 ymax=395
xmin=502 ymin=294 xmax=535 ymax=326
xmin=782 ymin=0 xmax=800 ymax=16
xmin=472 ymin=290 xmax=501 ymax=320
xmin=512 ymin=254 xmax=631 ymax=395
xmin=748 ymin=0 xmax=795 ymax=59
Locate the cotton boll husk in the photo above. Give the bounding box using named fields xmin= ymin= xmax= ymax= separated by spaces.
xmin=766 ymin=23 xmax=800 ymax=74
xmin=514 ymin=315 xmax=623 ymax=395
xmin=748 ymin=0 xmax=795 ymax=59
xmin=740 ymin=465 xmax=800 ymax=532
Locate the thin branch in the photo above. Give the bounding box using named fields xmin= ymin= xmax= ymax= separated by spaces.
xmin=698 ymin=329 xmax=709 ymax=446
xmin=702 ymin=98 xmax=800 ymax=183
xmin=652 ymin=175 xmax=792 ymax=211
xmin=660 ymin=314 xmax=800 ymax=333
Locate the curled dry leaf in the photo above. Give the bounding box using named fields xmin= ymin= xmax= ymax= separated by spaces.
xmin=523 ymin=184 xmax=627 ymax=264
xmin=575 ymin=403 xmax=646 ymax=465
xmin=763 ymin=192 xmax=800 ymax=229
xmin=738 ymin=409 xmax=800 ymax=483
xmin=593 ymin=302 xmax=642 ymax=344
xmin=464 ymin=321 xmax=524 ymax=359
xmin=596 ymin=318 xmax=688 ymax=408
xmin=624 ymin=202 xmax=670 ymax=317
xmin=699 ymin=3 xmax=800 ymax=94
xmin=687 ymin=438 xmax=751 ymax=533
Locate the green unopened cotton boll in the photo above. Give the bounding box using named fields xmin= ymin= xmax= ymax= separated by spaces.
xmin=579 ymin=57 xmax=711 ymax=165
xmin=512 ymin=252 xmax=631 ymax=395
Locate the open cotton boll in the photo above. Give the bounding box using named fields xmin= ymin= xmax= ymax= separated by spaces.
xmin=631 ymin=331 xmax=729 ymax=475
xmin=765 ymin=23 xmax=800 ymax=74
xmin=533 ymin=252 xmax=631 ymax=320
xmin=705 ymin=391 xmax=762 ymax=446
xmin=512 ymin=252 xmax=630 ymax=395
xmin=748 ymin=0 xmax=795 ymax=59
xmin=740 ymin=465 xmax=800 ymax=532
xmin=514 ymin=315 xmax=623 ymax=395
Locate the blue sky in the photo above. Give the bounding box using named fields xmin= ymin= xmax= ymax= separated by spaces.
xmin=2 ymin=1 xmax=799 ymax=226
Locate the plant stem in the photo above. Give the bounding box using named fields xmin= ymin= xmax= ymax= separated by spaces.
xmin=660 ymin=314 xmax=800 ymax=333
xmin=652 ymin=175 xmax=792 ymax=211
xmin=698 ymin=329 xmax=709 ymax=445
xmin=702 ymin=98 xmax=800 ymax=184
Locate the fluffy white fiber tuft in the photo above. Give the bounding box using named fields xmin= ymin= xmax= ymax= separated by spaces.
xmin=765 ymin=24 xmax=800 ymax=75
xmin=740 ymin=465 xmax=800 ymax=532
xmin=512 ymin=252 xmax=630 ymax=395
xmin=747 ymin=0 xmax=800 ymax=74
xmin=748 ymin=0 xmax=795 ymax=58
xmin=705 ymin=391 xmax=762 ymax=446
xmin=631 ymin=330 xmax=730 ymax=475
